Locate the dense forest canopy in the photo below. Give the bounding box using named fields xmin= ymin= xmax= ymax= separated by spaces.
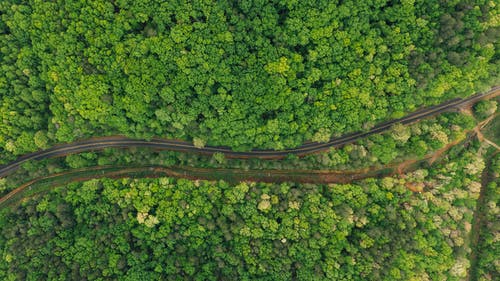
xmin=474 ymin=154 xmax=499 ymax=281
xmin=0 ymin=164 xmax=481 ymax=280
xmin=0 ymin=138 xmax=490 ymax=280
xmin=0 ymin=0 xmax=499 ymax=157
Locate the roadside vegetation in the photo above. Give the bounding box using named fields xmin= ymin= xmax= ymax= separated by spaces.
xmin=472 ymin=153 xmax=499 ymax=281
xmin=0 ymin=1 xmax=499 ymax=280
xmin=468 ymin=99 xmax=499 ymax=280
xmin=1 ymin=0 xmax=499 ymax=161
xmin=0 ymin=141 xmax=487 ymax=280
xmin=0 ymin=102 xmax=494 ymax=280
xmin=0 ymin=111 xmax=478 ymax=197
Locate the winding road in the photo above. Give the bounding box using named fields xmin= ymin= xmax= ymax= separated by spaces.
xmin=0 ymin=86 xmax=498 ymax=178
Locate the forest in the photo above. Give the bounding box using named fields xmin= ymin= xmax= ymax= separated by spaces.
xmin=0 ymin=141 xmax=489 ymax=280
xmin=0 ymin=0 xmax=499 ymax=280
xmin=0 ymin=110 xmax=477 ymax=198
xmin=472 ymin=153 xmax=499 ymax=281
xmin=0 ymin=0 xmax=499 ymax=161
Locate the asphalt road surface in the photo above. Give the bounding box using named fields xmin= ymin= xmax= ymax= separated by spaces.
xmin=0 ymin=86 xmax=498 ymax=178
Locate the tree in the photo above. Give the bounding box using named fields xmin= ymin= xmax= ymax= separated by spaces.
xmin=193 ymin=138 xmax=206 ymax=149
xmin=312 ymin=128 xmax=331 ymax=143
xmin=390 ymin=123 xmax=411 ymax=144
xmin=473 ymin=100 xmax=497 ymax=119
xmin=1 ymin=0 xmax=497 ymax=160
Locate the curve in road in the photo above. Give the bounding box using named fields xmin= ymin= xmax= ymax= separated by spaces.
xmin=0 ymin=86 xmax=498 ymax=178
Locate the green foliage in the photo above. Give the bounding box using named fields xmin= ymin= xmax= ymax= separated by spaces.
xmin=0 ymin=0 xmax=498 ymax=159
xmin=0 ymin=146 xmax=483 ymax=281
xmin=474 ymin=100 xmax=498 ymax=119
xmin=307 ymin=112 xmax=475 ymax=169
xmin=0 ymin=112 xmax=478 ymax=200
xmin=474 ymin=154 xmax=500 ymax=281
xmin=390 ymin=123 xmax=411 ymax=144
xmin=212 ymin=152 xmax=226 ymax=164
xmin=193 ymin=137 xmax=206 ymax=149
